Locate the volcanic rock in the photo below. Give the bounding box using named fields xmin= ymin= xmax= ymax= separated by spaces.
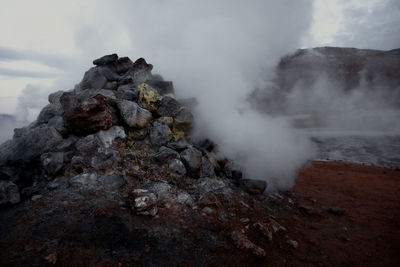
xmin=240 ymin=179 xmax=267 ymax=195
xmin=180 ymin=147 xmax=202 ymax=178
xmin=150 ymin=121 xmax=170 ymax=147
xmin=61 ymin=93 xmax=113 ymax=135
xmin=0 ymin=180 xmax=20 ymax=205
xmin=93 ymin=54 xmax=118 ymax=66
xmin=117 ymin=100 xmax=152 ymax=128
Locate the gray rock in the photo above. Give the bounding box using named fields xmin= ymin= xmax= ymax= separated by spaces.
xmin=97 ymin=126 xmax=126 ymax=148
xmin=117 ymin=84 xmax=139 ymax=101
xmin=36 ymin=103 xmax=62 ymax=124
xmin=240 ymin=179 xmax=267 ymax=195
xmin=100 ymin=173 xmax=126 ymax=190
xmin=104 ymin=81 xmax=118 ymax=90
xmin=93 ymin=54 xmax=118 ymax=66
xmin=0 ymin=180 xmax=20 ymax=205
xmin=41 ymin=152 xmax=64 ymax=177
xmin=148 ymin=182 xmax=172 ymax=201
xmin=176 ymin=191 xmax=195 ymax=208
xmin=151 ymin=146 xmax=179 ymax=165
xmin=150 ymin=122 xmax=170 ymax=147
xmin=201 ymin=156 xmax=215 ymax=177
xmin=97 ymin=89 xmax=117 ymax=99
xmin=156 ymin=96 xmax=181 ymax=117
xmin=48 ymin=90 xmax=64 ymax=104
xmin=47 ymin=116 xmax=67 ymax=135
xmin=180 ymin=147 xmax=202 ymax=178
xmin=167 ymin=138 xmax=190 ymax=151
xmin=117 ymin=100 xmax=152 ymax=128
xmin=0 ymin=125 xmax=63 ymax=163
xmin=115 ymin=57 xmax=134 ymax=74
xmin=202 ymin=207 xmax=215 ymax=215
xmin=31 ymin=194 xmax=43 ymax=201
xmin=168 ymin=159 xmax=186 ymax=175
xmin=98 ymin=66 xmax=120 ymax=81
xmin=69 ymin=173 xmax=99 ymax=190
xmin=80 ymin=67 xmax=108 ymax=90
xmin=196 ymin=178 xmax=232 ymax=196
xmin=56 ymin=136 xmax=78 ymax=151
xmin=75 ymin=134 xmax=101 ymax=154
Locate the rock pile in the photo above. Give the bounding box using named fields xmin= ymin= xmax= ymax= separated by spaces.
xmin=0 ymin=54 xmax=272 ymax=265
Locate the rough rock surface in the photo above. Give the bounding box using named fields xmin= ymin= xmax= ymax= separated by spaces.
xmin=0 ymin=54 xmax=277 ymax=266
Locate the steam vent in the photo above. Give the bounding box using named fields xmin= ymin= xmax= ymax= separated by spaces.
xmin=0 ymin=54 xmax=288 ymax=265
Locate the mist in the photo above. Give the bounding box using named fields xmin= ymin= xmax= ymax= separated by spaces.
xmin=4 ymin=0 xmax=319 ymax=189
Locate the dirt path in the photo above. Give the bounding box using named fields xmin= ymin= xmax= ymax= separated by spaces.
xmin=284 ymin=161 xmax=400 ymax=266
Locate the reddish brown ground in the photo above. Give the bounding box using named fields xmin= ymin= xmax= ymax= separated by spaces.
xmin=283 ymin=161 xmax=400 ymax=267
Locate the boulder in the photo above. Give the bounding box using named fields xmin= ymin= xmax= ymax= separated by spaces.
xmin=48 ymin=90 xmax=64 ymax=104
xmin=117 ymin=100 xmax=152 ymax=128
xmin=36 ymin=103 xmax=62 ymax=124
xmin=61 ymin=93 xmax=113 ymax=135
xmin=115 ymin=57 xmax=134 ymax=74
xmin=138 ymin=83 xmax=162 ymax=111
xmin=80 ymin=67 xmax=108 ymax=90
xmin=151 ymin=146 xmax=179 ymax=165
xmin=0 ymin=180 xmax=20 ymax=205
xmin=180 ymin=147 xmax=202 ymax=178
xmin=147 ymin=80 xmax=175 ymax=96
xmin=168 ymin=159 xmax=187 ymax=175
xmin=240 ymin=179 xmax=267 ymax=195
xmin=150 ymin=122 xmax=170 ymax=147
xmin=97 ymin=126 xmax=126 ymax=148
xmin=201 ymin=156 xmax=215 ymax=177
xmin=117 ymin=84 xmax=139 ymax=101
xmin=93 ymin=54 xmax=118 ymax=66
xmin=156 ymin=96 xmax=182 ymax=117
xmin=41 ymin=152 xmax=64 ymax=177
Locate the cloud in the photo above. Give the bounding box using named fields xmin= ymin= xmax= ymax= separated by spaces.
xmin=0 ymin=66 xmax=58 ymax=78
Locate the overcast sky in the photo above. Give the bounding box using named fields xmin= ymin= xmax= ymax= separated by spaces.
xmin=0 ymin=0 xmax=399 ymax=114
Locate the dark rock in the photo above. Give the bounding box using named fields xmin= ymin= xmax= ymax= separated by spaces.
xmin=150 ymin=122 xmax=170 ymax=147
xmin=240 ymin=179 xmax=267 ymax=195
xmin=41 ymin=152 xmax=64 ymax=177
xmin=68 ymin=173 xmax=99 ymax=190
xmin=47 ymin=116 xmax=67 ymax=135
xmin=0 ymin=125 xmax=62 ymax=163
xmin=80 ymin=67 xmax=108 ymax=90
xmin=115 ymin=57 xmax=134 ymax=74
xmin=104 ymin=81 xmax=118 ymax=90
xmin=132 ymin=58 xmax=153 ymax=71
xmin=100 ymin=173 xmax=126 ymax=190
xmin=93 ymin=54 xmax=118 ymax=66
xmin=36 ymin=103 xmax=62 ymax=124
xmin=0 ymin=180 xmax=20 ymax=205
xmin=151 ymin=146 xmax=179 ymax=165
xmin=174 ymin=107 xmax=193 ymax=132
xmin=98 ymin=66 xmax=120 ymax=82
xmin=168 ymin=159 xmax=186 ymax=175
xmin=48 ymin=90 xmax=64 ymax=104
xmin=167 ymin=138 xmax=190 ymax=151
xmin=156 ymin=96 xmax=182 ymax=117
xmin=117 ymin=100 xmax=152 ymax=128
xmin=201 ymin=156 xmax=215 ymax=177
xmin=180 ymin=147 xmax=202 ymax=178
xmin=329 ymin=206 xmax=345 ymax=215
xmin=117 ymin=84 xmax=139 ymax=101
xmin=61 ymin=93 xmax=113 ymax=135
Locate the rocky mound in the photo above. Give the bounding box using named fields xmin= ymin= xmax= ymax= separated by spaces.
xmin=0 ymin=54 xmax=281 ymax=266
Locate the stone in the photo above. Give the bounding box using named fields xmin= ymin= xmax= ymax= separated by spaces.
xmin=36 ymin=103 xmax=62 ymax=124
xmin=100 ymin=173 xmax=126 ymax=190
xmin=0 ymin=180 xmax=20 ymax=205
xmin=201 ymin=156 xmax=215 ymax=177
xmin=240 ymin=179 xmax=267 ymax=195
xmin=60 ymin=93 xmax=113 ymax=135
xmin=117 ymin=84 xmax=139 ymax=101
xmin=176 ymin=192 xmax=195 ymax=208
xmin=173 ymin=107 xmax=193 ymax=132
xmin=93 ymin=54 xmax=118 ymax=66
xmin=80 ymin=67 xmax=108 ymax=90
xmin=0 ymin=125 xmax=63 ymax=163
xmin=104 ymin=81 xmax=118 ymax=90
xmin=156 ymin=96 xmax=182 ymax=117
xmin=48 ymin=90 xmax=64 ymax=104
xmin=117 ymin=100 xmax=152 ymax=128
xmin=150 ymin=122 xmax=170 ymax=147
xmin=167 ymin=138 xmax=190 ymax=151
xmin=115 ymin=57 xmax=134 ymax=74
xmin=98 ymin=66 xmax=120 ymax=81
xmin=202 ymin=207 xmax=215 ymax=215
xmin=168 ymin=159 xmax=186 ymax=175
xmin=41 ymin=152 xmax=64 ymax=177
xmin=138 ymin=83 xmax=162 ymax=111
xmin=97 ymin=126 xmax=126 ymax=148
xmin=132 ymin=189 xmax=158 ymax=216
xmin=148 ymin=182 xmax=172 ymax=201
xmin=151 ymin=146 xmax=179 ymax=165
xmin=31 ymin=194 xmax=43 ymax=201
xmin=231 ymin=231 xmax=266 ymax=258
xmin=69 ymin=173 xmax=99 ymax=190
xmin=180 ymin=147 xmax=202 ymax=178
xmin=97 ymin=89 xmax=116 ymax=99
xmin=47 ymin=116 xmax=67 ymax=135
